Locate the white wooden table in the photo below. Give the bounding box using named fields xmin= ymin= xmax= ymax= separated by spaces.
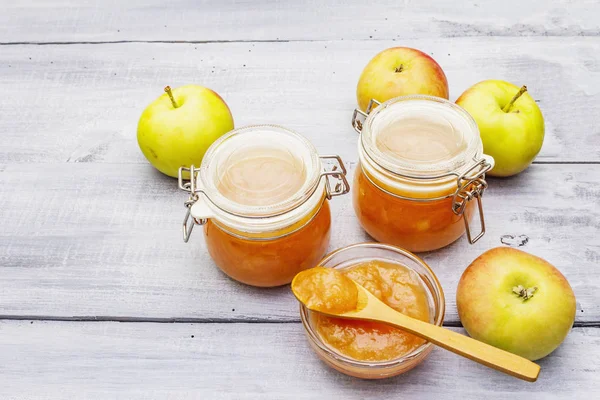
xmin=1 ymin=1 xmax=599 ymax=398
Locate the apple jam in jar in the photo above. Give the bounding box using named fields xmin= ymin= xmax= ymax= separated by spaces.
xmin=351 ymin=95 xmax=494 ymax=252
xmin=178 ymin=125 xmax=349 ymax=287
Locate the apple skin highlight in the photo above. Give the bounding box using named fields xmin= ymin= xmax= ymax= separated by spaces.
xmin=456 ymin=247 xmax=576 ymax=361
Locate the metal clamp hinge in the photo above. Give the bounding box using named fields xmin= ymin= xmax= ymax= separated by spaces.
xmin=178 ymin=166 xmax=207 ymax=243
xmin=320 ymin=155 xmax=350 ymax=200
xmin=452 ymin=159 xmax=492 ymax=244
xmin=351 ymin=99 xmax=381 ymax=133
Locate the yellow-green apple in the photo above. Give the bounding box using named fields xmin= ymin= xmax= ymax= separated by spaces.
xmin=456 ymin=81 xmax=544 ymax=177
xmin=457 ymin=247 xmax=576 ymax=361
xmin=356 ymin=47 xmax=449 ymax=111
xmin=137 ymin=85 xmax=234 ymax=177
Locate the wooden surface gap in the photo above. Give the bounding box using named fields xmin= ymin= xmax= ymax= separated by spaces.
xmin=0 ymin=39 xmax=294 ymax=46
xmin=1 ymin=315 xmax=597 ymax=328
xmin=532 ymin=161 xmax=600 ymax=165
xmin=0 ymin=315 xmax=301 ymax=324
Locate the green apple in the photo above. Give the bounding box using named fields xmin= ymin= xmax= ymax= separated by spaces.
xmin=457 ymin=247 xmax=576 ymax=361
xmin=356 ymin=47 xmax=449 ymax=112
xmin=456 ymin=80 xmax=544 ymax=177
xmin=137 ymin=85 xmax=234 ymax=177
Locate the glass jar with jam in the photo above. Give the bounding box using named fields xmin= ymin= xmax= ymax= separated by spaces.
xmin=299 ymin=242 xmax=445 ymax=379
xmin=177 ymin=125 xmax=349 ymax=287
xmin=351 ymin=95 xmax=494 ymax=252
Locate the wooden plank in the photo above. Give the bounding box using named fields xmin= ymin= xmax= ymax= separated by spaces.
xmin=1 ymin=0 xmax=599 ymax=43
xmin=0 ymin=162 xmax=597 ymax=323
xmin=1 ymin=38 xmax=599 ymax=164
xmin=0 ymin=320 xmax=597 ymax=399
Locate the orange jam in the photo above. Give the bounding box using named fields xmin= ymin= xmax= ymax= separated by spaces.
xmin=292 ymin=267 xmax=359 ymax=314
xmin=307 ymin=260 xmax=430 ymax=362
xmin=204 ymin=198 xmax=331 ymax=287
xmin=353 ymin=167 xmax=475 ymax=252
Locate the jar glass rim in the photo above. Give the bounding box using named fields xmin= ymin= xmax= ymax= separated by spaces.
xmin=361 ymin=95 xmax=482 ymax=179
xmin=299 ymin=242 xmax=446 ymax=369
xmin=198 ymin=124 xmax=322 ymax=218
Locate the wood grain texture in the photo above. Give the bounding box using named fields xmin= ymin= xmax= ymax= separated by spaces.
xmin=0 ymin=320 xmax=597 ymax=399
xmin=0 ymin=39 xmax=599 ymax=164
xmin=1 ymin=0 xmax=599 ymax=43
xmin=1 ymin=163 xmax=597 ymax=323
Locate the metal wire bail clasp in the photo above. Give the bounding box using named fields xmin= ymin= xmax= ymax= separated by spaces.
xmin=452 ymin=159 xmax=493 ymax=244
xmin=178 ymin=165 xmax=207 ymax=243
xmin=320 ymin=155 xmax=350 ymax=200
xmin=352 ymin=99 xmax=381 ymax=133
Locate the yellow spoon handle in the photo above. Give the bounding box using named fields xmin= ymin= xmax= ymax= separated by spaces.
xmin=380 ymin=308 xmax=540 ymax=382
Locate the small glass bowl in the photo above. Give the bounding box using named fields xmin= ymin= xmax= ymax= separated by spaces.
xmin=299 ymin=242 xmax=446 ymax=379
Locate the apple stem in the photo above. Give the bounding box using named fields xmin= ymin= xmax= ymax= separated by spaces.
xmin=502 ymin=85 xmax=528 ymax=113
xmin=164 ymin=86 xmax=178 ymax=108
xmin=512 ymin=285 xmax=537 ymax=300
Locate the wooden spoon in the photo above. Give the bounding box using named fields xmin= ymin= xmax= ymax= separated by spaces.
xmin=293 ymin=276 xmax=540 ymax=382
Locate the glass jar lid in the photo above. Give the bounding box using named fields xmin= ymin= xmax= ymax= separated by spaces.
xmin=199 ymin=125 xmax=322 ymax=218
xmin=360 ymin=95 xmax=482 ymax=178
xmin=178 ymin=125 xmax=349 ymax=241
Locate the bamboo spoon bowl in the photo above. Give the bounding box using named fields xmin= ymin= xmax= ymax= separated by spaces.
xmin=293 ymin=277 xmax=541 ymax=382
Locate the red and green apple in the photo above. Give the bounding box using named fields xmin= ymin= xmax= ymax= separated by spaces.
xmin=457 ymin=247 xmax=576 ymax=361
xmin=356 ymin=47 xmax=449 ymax=112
